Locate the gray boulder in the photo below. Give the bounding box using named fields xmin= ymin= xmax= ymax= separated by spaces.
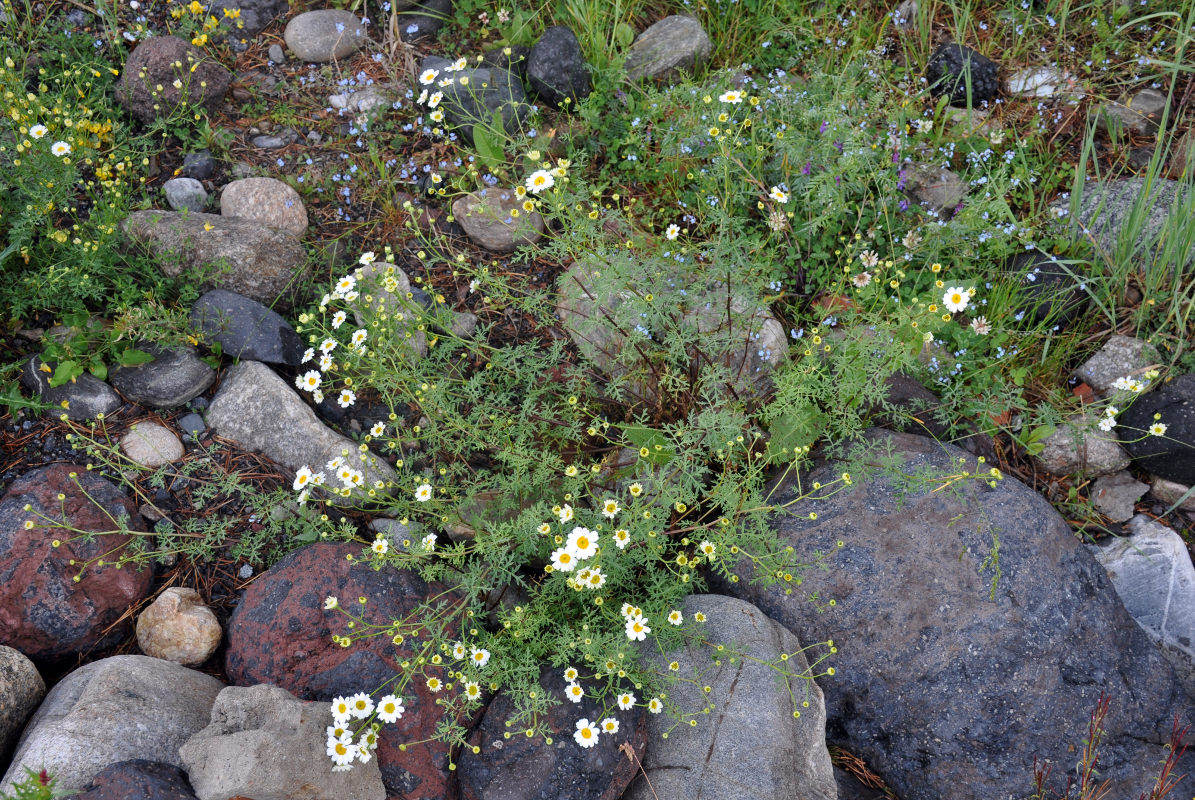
xmin=1073 ymin=334 xmax=1158 ymax=397
xmin=204 ymin=360 xmax=397 ymax=499
xmin=901 ymin=163 xmax=966 ymax=216
xmin=1097 ymin=88 xmax=1167 ymax=136
xmin=1091 ymin=515 xmax=1195 ymax=686
xmin=220 ymin=177 xmax=308 ymax=237
xmin=1090 ymin=471 xmax=1148 ymax=523
xmin=108 ymin=344 xmax=215 ymax=409
xmin=452 ymin=189 xmax=545 ymax=253
xmin=179 ymin=685 xmax=385 ymax=800
xmin=712 ymin=430 xmax=1195 ymax=800
xmin=117 ymin=37 xmax=231 ymax=125
xmin=1037 ymin=413 xmax=1131 ymax=477
xmin=189 ymin=289 xmax=304 ymax=366
xmin=624 ymin=594 xmax=836 ymax=800
xmin=624 ymin=15 xmax=711 ymax=82
xmin=0 ymin=656 xmax=223 ymax=795
xmin=0 ymin=646 xmax=44 ymax=763
xmin=163 ymin=178 xmax=208 ymax=213
xmin=122 ymin=210 xmax=307 ymax=307
xmin=556 ymin=259 xmax=787 ymax=405
xmin=1051 ymin=177 xmax=1195 ymax=276
xmin=284 ymin=10 xmax=366 ymax=63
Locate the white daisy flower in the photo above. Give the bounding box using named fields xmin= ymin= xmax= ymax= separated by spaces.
xmin=419 ymin=68 xmax=439 ymax=84
xmin=612 ymin=528 xmax=630 ymax=549
xmin=525 ymin=169 xmax=555 ymax=194
xmin=600 ymin=717 xmax=619 ymax=734
xmin=347 ymin=692 xmax=374 ymax=719
xmin=624 ymin=615 xmax=650 ymax=642
xmin=337 ymin=389 xmax=356 ymax=408
xmin=331 ymin=310 xmax=348 ymax=329
xmin=372 ymin=538 xmax=389 ymax=555
xmin=667 ymin=610 xmax=683 ymax=625
xmin=564 ymin=682 xmax=584 ymax=703
xmin=574 ymin=718 xmax=599 ymax=747
xmin=601 ymin=499 xmax=620 ymax=519
xmin=550 ymin=547 xmax=577 ymax=572
xmin=51 ymin=140 xmax=71 ymax=156
xmin=30 ymin=124 xmax=47 ymax=139
xmin=293 ymin=466 xmax=314 ymax=491
xmin=470 ymin=647 xmax=491 ymax=668
xmin=566 ymin=526 xmax=597 ymax=559
xmin=768 ymin=186 xmax=789 ymax=203
xmin=719 ymin=89 xmax=743 ymax=104
xmin=943 ymin=287 xmax=971 ymax=314
xmin=616 ymin=691 xmax=636 ymax=710
xmin=415 ymin=483 xmax=433 ymax=502
xmin=665 ymin=224 xmax=680 ymax=240
xmin=647 ymin=697 xmax=663 ymax=714
xmin=376 ymin=694 xmax=405 ymax=723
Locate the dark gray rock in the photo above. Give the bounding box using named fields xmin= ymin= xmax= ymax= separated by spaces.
xmin=482 ymin=45 xmax=530 ymax=80
xmin=398 ymin=0 xmax=452 ymax=42
xmin=109 ymin=344 xmax=215 ymax=409
xmin=20 ymin=356 xmax=122 ymax=420
xmin=1050 ymin=177 xmax=1195 ymax=276
xmin=1118 ymin=373 xmax=1195 ymax=484
xmin=210 ymin=0 xmax=286 ymax=38
xmin=181 ymin=152 xmax=215 ymax=181
xmin=419 ymin=59 xmax=531 ymax=145
xmin=711 ymin=430 xmax=1195 ymax=800
xmin=1037 ymin=413 xmax=1131 ymax=477
xmin=177 ymin=413 xmax=206 ymax=440
xmin=624 ymin=15 xmax=711 ymax=82
xmin=527 ymin=26 xmax=591 ymax=108
xmin=1003 ymin=248 xmax=1088 ymax=328
xmin=189 ymin=290 xmax=304 ymax=366
xmin=925 ymin=42 xmax=999 ymax=107
xmin=117 ymin=37 xmax=231 ymax=124
xmin=624 ymin=594 xmax=836 ymax=800
xmin=459 ymin=665 xmax=647 ymax=800
xmin=61 ymin=760 xmax=199 ymax=800
xmin=122 ymin=210 xmax=307 ymax=307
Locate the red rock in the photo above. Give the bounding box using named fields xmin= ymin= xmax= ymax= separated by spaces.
xmin=225 ymin=542 xmax=466 ymax=800
xmin=458 ymin=666 xmax=647 ymax=800
xmin=0 ymin=465 xmax=152 ymax=662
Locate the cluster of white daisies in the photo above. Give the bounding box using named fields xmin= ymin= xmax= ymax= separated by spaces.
xmin=325 ymin=692 xmax=404 ymax=769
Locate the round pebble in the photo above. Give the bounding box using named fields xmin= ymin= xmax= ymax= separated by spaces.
xmin=136 ymin=587 xmax=222 ymax=666
xmin=120 ymin=422 xmax=184 ymax=468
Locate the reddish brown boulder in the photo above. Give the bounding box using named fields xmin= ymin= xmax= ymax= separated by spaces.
xmin=0 ymin=465 xmax=153 ymax=662
xmin=458 ymin=666 xmax=647 ymax=800
xmin=225 ymin=542 xmax=466 ymax=800
xmin=117 ymin=36 xmax=231 ymax=124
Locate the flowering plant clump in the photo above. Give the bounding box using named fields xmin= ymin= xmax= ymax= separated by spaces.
xmin=291 ymin=248 xmax=842 ymax=768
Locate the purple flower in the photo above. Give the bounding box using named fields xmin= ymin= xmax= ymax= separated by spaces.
xmin=896 ymin=169 xmax=907 ymax=191
xmin=892 ymin=149 xmax=900 ymax=164
xmin=819 ymin=121 xmax=829 ymax=134
xmin=801 ymin=161 xmax=812 ymax=175
xmin=898 ymin=199 xmax=909 ymax=211
xmin=833 ymin=140 xmax=844 ymax=153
